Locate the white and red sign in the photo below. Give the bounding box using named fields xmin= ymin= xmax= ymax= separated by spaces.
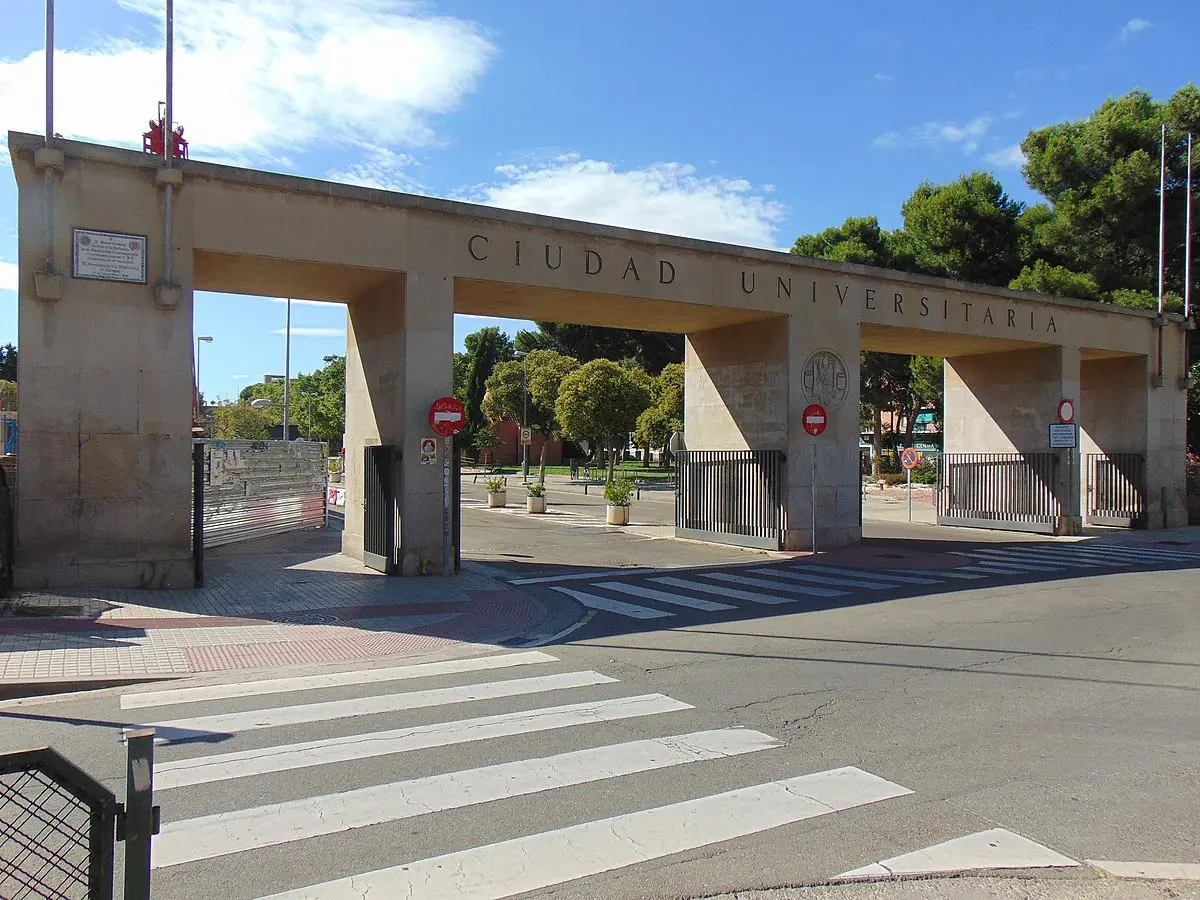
xmin=429 ymin=397 xmax=466 ymax=437
xmin=1057 ymin=398 xmax=1075 ymax=424
xmin=802 ymin=403 xmax=828 ymax=437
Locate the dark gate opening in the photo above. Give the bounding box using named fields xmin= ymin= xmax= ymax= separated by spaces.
xmin=363 ymin=445 xmax=397 ymax=573
xmin=675 ymin=450 xmax=787 ymax=550
xmin=1086 ymin=453 xmax=1146 ymax=528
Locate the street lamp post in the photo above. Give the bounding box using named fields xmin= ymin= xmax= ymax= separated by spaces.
xmin=282 ymin=297 xmax=291 ymax=442
xmin=515 ymin=351 xmax=529 ymax=481
xmin=195 ymin=335 xmax=213 ymax=431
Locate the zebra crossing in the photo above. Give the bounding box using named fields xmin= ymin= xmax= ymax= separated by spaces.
xmin=536 ymin=541 xmax=1200 ymax=626
xmin=120 ymin=649 xmax=914 ymax=899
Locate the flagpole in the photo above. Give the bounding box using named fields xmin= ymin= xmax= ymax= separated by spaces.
xmin=1158 ymin=122 xmax=1167 ymax=315
xmin=1186 ymin=133 xmax=1194 ymax=320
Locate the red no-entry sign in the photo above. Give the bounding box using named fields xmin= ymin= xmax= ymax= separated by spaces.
xmin=802 ymin=403 xmax=828 ymax=436
xmin=1057 ymin=398 xmax=1075 ymax=424
xmin=429 ymin=397 xmax=466 ymax=437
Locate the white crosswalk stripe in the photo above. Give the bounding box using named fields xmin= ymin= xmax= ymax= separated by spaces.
xmin=749 ymin=567 xmax=897 ymax=591
xmin=650 ymin=575 xmax=796 ymax=604
xmin=124 ymin=651 xmax=917 ymax=899
xmin=806 ymin=565 xmax=946 ymax=585
xmin=700 ymin=571 xmax=847 ymax=597
xmin=598 ymin=580 xmax=736 ymax=611
xmin=551 ymin=585 xmax=674 ymax=619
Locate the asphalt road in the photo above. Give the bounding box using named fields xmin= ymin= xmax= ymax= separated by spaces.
xmin=2 ymin=528 xmax=1197 ymax=899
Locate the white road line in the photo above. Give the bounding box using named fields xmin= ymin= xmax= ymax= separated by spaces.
xmin=700 ymin=571 xmax=845 ymax=597
xmin=155 ymin=693 xmax=693 ymax=791
xmin=955 ymin=564 xmax=1052 ymax=576
xmin=835 ymin=828 xmax=1078 ymax=879
xmin=1060 ymin=546 xmax=1195 ymax=563
xmin=119 ymin=651 xmax=558 ymax=710
xmin=966 ymin=548 xmax=1112 ymax=568
xmin=1086 ymin=860 xmax=1200 ymax=880
xmin=650 ymin=576 xmax=803 ymax=605
xmin=952 ymin=555 xmax=1064 ymax=573
xmin=550 ymin=586 xmax=673 ymax=619
xmin=139 ymin=671 xmax=618 ymax=742
xmin=1080 ymin=544 xmax=1200 ymax=559
xmin=153 ymin=728 xmax=782 ymax=869
xmin=256 ymin=766 xmax=913 ymax=900
xmin=748 ymin=568 xmax=897 ymax=591
xmin=597 ymin=582 xmax=735 ymax=611
xmin=807 ymin=565 xmax=944 ymax=585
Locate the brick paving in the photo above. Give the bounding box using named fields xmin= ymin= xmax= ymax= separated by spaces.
xmin=0 ymin=529 xmax=559 ymax=686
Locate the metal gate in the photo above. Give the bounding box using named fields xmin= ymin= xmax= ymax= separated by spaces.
xmin=1086 ymin=453 xmax=1145 ymax=528
xmin=937 ymin=452 xmax=1061 ymax=534
xmin=196 ymin=440 xmax=327 ymax=548
xmin=675 ymin=450 xmax=787 ymax=550
xmin=363 ymin=445 xmax=397 ymax=573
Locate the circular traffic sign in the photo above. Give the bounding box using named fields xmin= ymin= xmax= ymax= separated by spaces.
xmin=900 ymin=447 xmax=920 ymax=470
xmin=1057 ymin=398 xmax=1075 ymax=424
xmin=429 ymin=396 xmax=466 ymax=437
xmin=802 ymin=403 xmax=828 ymax=436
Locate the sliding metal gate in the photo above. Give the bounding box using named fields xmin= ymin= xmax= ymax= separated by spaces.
xmin=1086 ymin=453 xmax=1145 ymax=528
xmin=937 ymin=452 xmax=1061 ymax=534
xmin=196 ymin=440 xmax=327 ymax=548
xmin=675 ymin=450 xmax=787 ymax=550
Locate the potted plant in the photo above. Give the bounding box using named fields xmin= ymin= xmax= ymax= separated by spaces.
xmin=327 ymin=457 xmax=343 ymax=484
xmin=526 ymin=481 xmax=546 ymax=514
xmin=604 ymin=477 xmax=634 ymax=525
xmin=485 ymin=475 xmax=507 ymax=508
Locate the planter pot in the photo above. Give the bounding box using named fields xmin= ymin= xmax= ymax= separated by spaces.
xmin=527 ymin=495 xmax=546 ymax=514
xmin=487 ymin=491 xmax=507 ymax=508
xmin=328 ymin=472 xmax=342 ymax=483
xmin=606 ymin=504 xmax=630 ymax=526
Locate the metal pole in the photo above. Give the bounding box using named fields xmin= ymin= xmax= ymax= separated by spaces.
xmin=1158 ymin=122 xmax=1167 ymax=314
xmin=45 ymin=0 xmax=54 ymax=140
xmin=442 ymin=436 xmax=452 ymax=576
xmin=194 ymin=337 xmax=201 ymax=424
xmin=283 ymin=298 xmax=291 ymax=441
xmin=810 ymin=436 xmax=817 ymax=555
xmin=161 ymin=0 xmax=175 ymax=285
xmin=123 ymin=728 xmax=158 ymax=900
xmin=1186 ymin=133 xmax=1194 ymax=319
xmin=522 ymin=355 xmax=529 ymax=481
xmin=907 ymin=466 xmax=912 ymax=523
xmin=193 ymin=442 xmax=204 ymax=587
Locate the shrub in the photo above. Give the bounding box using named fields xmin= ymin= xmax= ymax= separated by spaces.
xmin=484 ymin=476 xmax=507 ymax=493
xmin=604 ymin=477 xmax=635 ymax=506
xmin=526 ymin=482 xmax=545 ymax=498
xmin=1187 ymin=450 xmax=1200 ymax=496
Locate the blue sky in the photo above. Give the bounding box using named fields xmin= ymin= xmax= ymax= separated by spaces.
xmin=0 ymin=0 xmax=1195 ymax=400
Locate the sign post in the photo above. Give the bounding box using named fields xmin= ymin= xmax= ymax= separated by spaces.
xmin=900 ymin=447 xmax=920 ymax=523
xmin=802 ymin=403 xmax=827 ymax=554
xmin=429 ymin=397 xmax=466 ymax=576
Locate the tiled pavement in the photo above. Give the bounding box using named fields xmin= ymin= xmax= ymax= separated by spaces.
xmin=0 ymin=529 xmax=568 ymax=687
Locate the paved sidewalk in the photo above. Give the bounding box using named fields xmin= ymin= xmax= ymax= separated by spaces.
xmin=0 ymin=529 xmax=575 ymax=694
xmin=704 ymin=875 xmax=1200 ymax=899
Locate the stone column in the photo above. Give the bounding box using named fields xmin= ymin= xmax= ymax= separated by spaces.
xmin=343 ymin=271 xmax=454 ymax=574
xmin=785 ymin=316 xmax=861 ymax=551
xmin=12 ymin=146 xmax=195 ymax=588
xmin=944 ymin=345 xmax=1082 ymax=534
xmin=1144 ymin=328 xmax=1190 ymax=528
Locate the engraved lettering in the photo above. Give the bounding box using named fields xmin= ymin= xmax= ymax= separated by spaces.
xmin=623 ymin=256 xmax=640 ymax=280
xmin=514 ymin=239 xmax=520 ymax=266
xmin=1047 ymin=316 xmax=1057 ymax=333
xmin=778 ymin=276 xmax=791 ymax=299
xmin=1007 ymin=308 xmax=1016 ymax=327
xmin=545 ymin=244 xmax=562 ymax=270
xmin=962 ymin=301 xmax=972 ymax=321
xmin=920 ymin=297 xmax=930 ymax=317
xmin=836 ymin=284 xmax=850 ymax=306
xmin=1030 ymin=311 xmax=1035 ymax=329
xmin=983 ymin=307 xmax=994 ymax=324
xmin=468 ymin=234 xmax=488 ymax=261
xmin=812 ymin=281 xmax=818 ymax=303
xmin=741 ymin=271 xmax=756 ymax=293
xmin=894 ymin=292 xmax=904 ymax=314
xmin=943 ymin=299 xmax=949 ymax=320
xmin=659 ymin=260 xmax=675 ymax=284
xmin=585 ymin=249 xmax=603 ymax=275
xmin=865 ymin=288 xmax=876 ymax=310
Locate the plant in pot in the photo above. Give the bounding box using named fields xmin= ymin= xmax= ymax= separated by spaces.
xmin=604 ymin=477 xmax=634 ymax=526
xmin=484 ymin=476 xmax=507 ymax=508
xmin=526 ymin=481 xmax=546 ymax=514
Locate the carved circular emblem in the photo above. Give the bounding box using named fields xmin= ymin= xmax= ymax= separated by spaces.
xmin=801 ymin=349 xmax=849 ymax=410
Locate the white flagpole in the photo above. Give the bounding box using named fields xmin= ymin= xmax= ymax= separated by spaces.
xmin=1186 ymin=133 xmax=1194 ymax=319
xmin=1157 ymin=122 xmax=1167 ymax=314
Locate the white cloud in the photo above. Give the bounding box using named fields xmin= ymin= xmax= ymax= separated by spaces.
xmin=272 ymin=326 xmax=345 ymax=337
xmin=874 ymin=116 xmax=994 ymax=154
xmin=1119 ymin=18 xmax=1151 ymax=42
xmin=984 ymin=144 xmax=1027 ymax=168
xmin=0 ymin=260 xmax=16 ymax=293
xmin=328 ymin=145 xmax=422 ymax=192
xmin=873 ymin=72 xmax=894 ymax=83
xmin=0 ymin=0 xmax=495 ymax=159
xmin=458 ymin=155 xmax=788 ymax=248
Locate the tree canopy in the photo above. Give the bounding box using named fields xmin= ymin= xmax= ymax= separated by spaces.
xmin=556 ymin=359 xmax=652 ymax=481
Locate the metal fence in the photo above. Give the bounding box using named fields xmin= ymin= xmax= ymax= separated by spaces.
xmin=196 ymin=440 xmax=327 ymax=548
xmin=1086 ymin=453 xmax=1146 ymax=528
xmin=0 ymin=463 xmax=12 ymax=598
xmin=675 ymin=450 xmax=787 ymax=550
xmin=937 ymin=452 xmax=1061 ymax=534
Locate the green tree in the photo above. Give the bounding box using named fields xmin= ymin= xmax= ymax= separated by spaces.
xmin=791 ymin=215 xmax=898 ymax=266
xmin=860 ymin=352 xmax=917 ymax=475
xmin=908 ymin=356 xmax=944 ymax=428
xmin=1009 ymin=259 xmax=1102 ymax=302
xmin=526 ymin=322 xmax=682 ymax=374
xmin=212 ymin=402 xmax=271 ymax=439
xmin=0 ymin=344 xmax=16 ymax=382
xmin=896 ymin=172 xmax=1024 ymax=285
xmin=483 ymin=350 xmax=580 ymax=483
xmin=556 ymin=359 xmax=652 ymax=482
xmin=634 ymin=362 xmax=684 ymax=466
xmin=462 ymin=327 xmax=516 ymax=448
xmin=293 ymin=355 xmax=345 ymax=441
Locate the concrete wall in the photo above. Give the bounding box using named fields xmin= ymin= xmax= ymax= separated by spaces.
xmin=12 ymin=149 xmax=195 ymax=588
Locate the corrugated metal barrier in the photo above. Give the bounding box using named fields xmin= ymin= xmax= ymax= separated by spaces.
xmin=196 ymin=440 xmax=327 ymax=548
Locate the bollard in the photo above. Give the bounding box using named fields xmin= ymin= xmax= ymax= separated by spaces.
xmin=122 ymin=728 xmax=159 ymax=900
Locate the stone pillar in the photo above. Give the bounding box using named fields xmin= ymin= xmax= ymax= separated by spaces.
xmin=944 ymin=345 xmax=1082 ymax=534
xmin=785 ymin=317 xmax=861 ymax=551
xmin=343 ymin=271 xmax=454 ymax=574
xmin=1144 ymin=329 xmax=1189 ymax=528
xmin=1079 ymin=354 xmax=1149 ymax=524
xmin=12 ymin=146 xmax=195 ymax=588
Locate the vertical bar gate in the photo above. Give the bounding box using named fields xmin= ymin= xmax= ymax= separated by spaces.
xmin=936 ymin=452 xmax=1061 ymax=534
xmin=1085 ymin=453 xmax=1146 ymax=527
xmin=363 ymin=445 xmax=396 ymax=573
xmin=674 ymin=450 xmax=787 ymax=550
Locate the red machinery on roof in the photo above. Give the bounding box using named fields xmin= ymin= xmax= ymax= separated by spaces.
xmin=142 ymin=101 xmax=188 ymax=159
